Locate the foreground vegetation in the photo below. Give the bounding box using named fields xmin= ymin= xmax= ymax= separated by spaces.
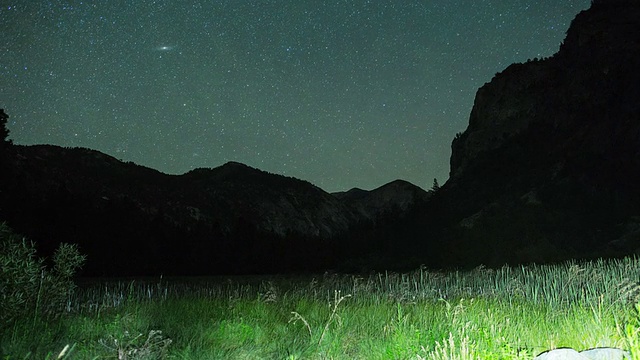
xmin=4 ymin=254 xmax=640 ymax=359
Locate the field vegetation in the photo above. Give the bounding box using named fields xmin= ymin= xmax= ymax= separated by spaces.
xmin=3 ymin=222 xmax=640 ymax=359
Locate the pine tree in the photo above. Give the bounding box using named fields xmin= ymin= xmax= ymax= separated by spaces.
xmin=0 ymin=109 xmax=11 ymax=146
xmin=430 ymin=178 xmax=440 ymax=193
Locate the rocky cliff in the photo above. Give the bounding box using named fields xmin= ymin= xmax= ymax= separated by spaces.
xmin=432 ymin=0 xmax=640 ymax=267
xmin=452 ymin=1 xmax=640 ymax=179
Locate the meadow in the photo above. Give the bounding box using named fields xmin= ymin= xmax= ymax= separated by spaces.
xmin=4 ymin=257 xmax=640 ymax=359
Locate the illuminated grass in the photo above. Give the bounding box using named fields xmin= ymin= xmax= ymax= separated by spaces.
xmin=3 ymin=257 xmax=640 ymax=359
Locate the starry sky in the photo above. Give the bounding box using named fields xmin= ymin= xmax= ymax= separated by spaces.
xmin=1 ymin=1 xmax=591 ymax=192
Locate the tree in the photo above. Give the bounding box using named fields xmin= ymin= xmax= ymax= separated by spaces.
xmin=430 ymin=178 xmax=440 ymax=193
xmin=0 ymin=108 xmax=11 ymax=146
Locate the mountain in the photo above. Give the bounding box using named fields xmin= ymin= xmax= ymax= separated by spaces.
xmin=2 ymin=1 xmax=638 ymax=275
xmin=419 ymin=0 xmax=640 ymax=268
xmin=333 ymin=180 xmax=431 ymax=222
xmin=0 ymin=144 xmax=427 ymax=275
xmin=331 ymin=180 xmax=433 ymax=271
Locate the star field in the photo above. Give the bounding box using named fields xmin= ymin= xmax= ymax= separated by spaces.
xmin=0 ymin=1 xmax=590 ymax=192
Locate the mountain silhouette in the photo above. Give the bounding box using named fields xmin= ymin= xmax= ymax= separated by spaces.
xmin=0 ymin=144 xmax=428 ymax=275
xmin=1 ymin=0 xmax=639 ymax=275
xmin=416 ymin=0 xmax=640 ymax=268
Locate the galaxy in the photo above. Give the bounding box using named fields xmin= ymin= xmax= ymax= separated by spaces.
xmin=0 ymin=1 xmax=590 ymax=192
xmin=155 ymin=45 xmax=176 ymax=51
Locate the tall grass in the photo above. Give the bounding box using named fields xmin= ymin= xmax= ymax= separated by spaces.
xmin=3 ymin=257 xmax=640 ymax=359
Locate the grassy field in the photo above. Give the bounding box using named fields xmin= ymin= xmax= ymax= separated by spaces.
xmin=4 ymin=258 xmax=640 ymax=359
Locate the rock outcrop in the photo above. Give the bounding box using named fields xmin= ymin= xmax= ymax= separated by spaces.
xmin=426 ymin=0 xmax=640 ymax=267
xmin=451 ymin=1 xmax=640 ymax=180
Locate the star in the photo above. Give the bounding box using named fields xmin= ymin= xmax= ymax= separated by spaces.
xmin=1 ymin=1 xmax=592 ymax=192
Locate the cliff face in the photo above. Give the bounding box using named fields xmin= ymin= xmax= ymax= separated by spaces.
xmin=451 ymin=1 xmax=640 ymax=179
xmin=435 ymin=1 xmax=640 ymax=267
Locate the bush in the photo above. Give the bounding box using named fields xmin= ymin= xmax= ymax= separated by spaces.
xmin=0 ymin=222 xmax=86 ymax=330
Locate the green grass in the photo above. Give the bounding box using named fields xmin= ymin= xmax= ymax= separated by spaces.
xmin=4 ymin=258 xmax=640 ymax=359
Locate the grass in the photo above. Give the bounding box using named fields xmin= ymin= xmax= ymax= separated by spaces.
xmin=3 ymin=257 xmax=640 ymax=359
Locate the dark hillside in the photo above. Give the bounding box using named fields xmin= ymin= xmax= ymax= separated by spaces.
xmin=0 ymin=144 xmax=427 ymax=275
xmin=1 ymin=1 xmax=639 ymax=275
xmin=421 ymin=0 xmax=640 ymax=267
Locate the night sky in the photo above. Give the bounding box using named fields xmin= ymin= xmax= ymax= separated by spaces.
xmin=1 ymin=1 xmax=590 ymax=192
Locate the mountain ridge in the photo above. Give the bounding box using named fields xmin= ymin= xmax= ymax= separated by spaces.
xmin=1 ymin=0 xmax=639 ymax=274
xmin=427 ymin=0 xmax=640 ymax=267
xmin=0 ymin=143 xmax=429 ymax=275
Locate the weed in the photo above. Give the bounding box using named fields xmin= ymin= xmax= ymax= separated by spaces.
xmin=289 ymin=290 xmax=351 ymax=349
xmin=7 ymin=256 xmax=640 ymax=358
xmin=0 ymin=222 xmax=85 ymax=330
xmin=99 ymin=329 xmax=172 ymax=360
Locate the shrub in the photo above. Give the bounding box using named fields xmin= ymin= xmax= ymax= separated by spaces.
xmin=0 ymin=222 xmax=86 ymax=330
